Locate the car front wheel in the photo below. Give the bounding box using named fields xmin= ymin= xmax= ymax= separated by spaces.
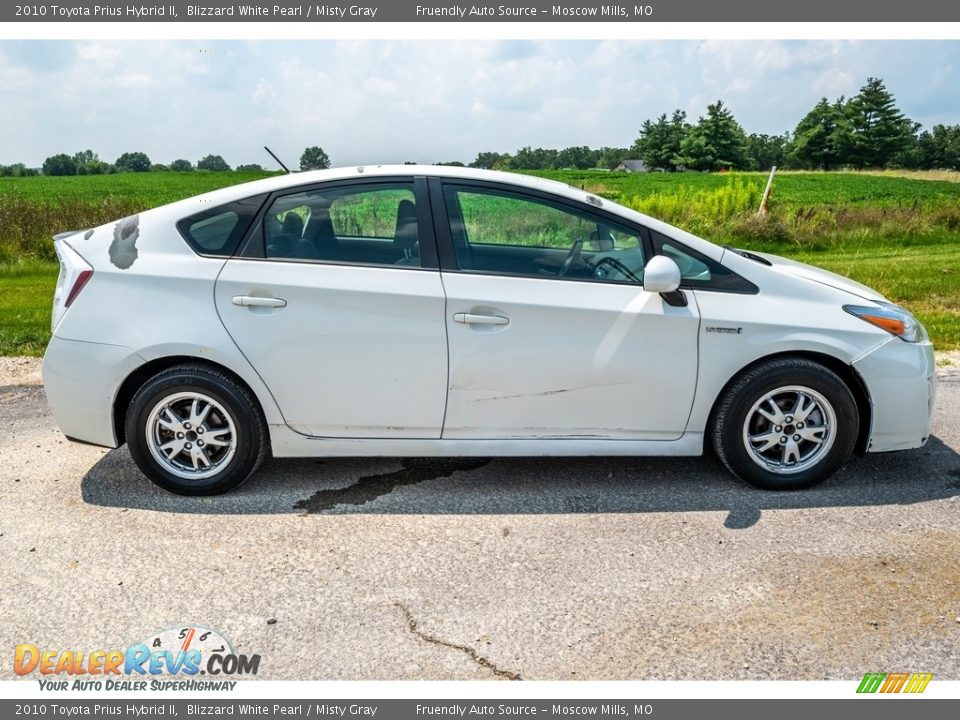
xmin=125 ymin=364 xmax=268 ymax=495
xmin=711 ymin=358 xmax=859 ymax=490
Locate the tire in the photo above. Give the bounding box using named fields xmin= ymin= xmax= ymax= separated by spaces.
xmin=710 ymin=357 xmax=859 ymax=490
xmin=125 ymin=364 xmax=269 ymax=495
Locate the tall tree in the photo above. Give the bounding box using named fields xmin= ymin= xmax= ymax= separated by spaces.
xmin=114 ymin=151 xmax=152 ymax=172
xmin=197 ymin=154 xmax=231 ymax=171
xmin=842 ymin=78 xmax=916 ymax=168
xmin=72 ymin=149 xmax=103 ymax=175
xmin=675 ymin=101 xmax=748 ymax=171
xmin=555 ymin=146 xmax=595 ymax=169
xmin=469 ymin=151 xmax=507 ymax=169
xmin=170 ymin=159 xmax=194 ymax=172
xmin=745 ymin=133 xmax=789 ymax=170
xmin=299 ymin=146 xmax=330 ymax=171
xmin=790 ymin=98 xmax=846 ymax=170
xmin=631 ymin=110 xmax=688 ymax=171
xmin=513 ymin=146 xmax=559 ymax=169
xmin=42 ymin=154 xmax=77 ymax=176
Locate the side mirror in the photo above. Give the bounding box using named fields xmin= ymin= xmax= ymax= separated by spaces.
xmin=643 ymin=255 xmax=687 ymax=307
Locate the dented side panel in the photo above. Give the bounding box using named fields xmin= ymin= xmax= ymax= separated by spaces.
xmin=440 ymin=272 xmax=701 ymax=440
xmin=47 ymin=211 xmax=287 ymax=428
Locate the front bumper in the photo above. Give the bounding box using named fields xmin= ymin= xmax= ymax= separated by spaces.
xmin=42 ymin=336 xmax=144 ymax=448
xmin=853 ymin=337 xmax=936 ymax=453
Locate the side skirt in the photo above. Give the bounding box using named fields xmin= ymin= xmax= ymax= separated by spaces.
xmin=269 ymin=426 xmax=704 ymax=458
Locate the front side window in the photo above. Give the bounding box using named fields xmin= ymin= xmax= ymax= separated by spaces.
xmin=444 ymin=186 xmax=645 ymax=285
xmin=263 ymin=183 xmax=421 ymax=267
xmin=650 ymin=230 xmax=758 ymax=293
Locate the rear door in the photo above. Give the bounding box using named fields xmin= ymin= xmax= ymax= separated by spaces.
xmin=433 ymin=180 xmax=701 ymax=440
xmin=215 ymin=177 xmax=448 ymax=439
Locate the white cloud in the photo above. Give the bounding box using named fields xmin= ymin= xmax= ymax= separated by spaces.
xmin=0 ymin=40 xmax=957 ymax=168
xmin=76 ymin=43 xmax=120 ymax=63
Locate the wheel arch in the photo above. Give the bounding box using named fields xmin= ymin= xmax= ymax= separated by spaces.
xmin=705 ymin=350 xmax=872 ymax=455
xmin=112 ymin=356 xmax=268 ymax=446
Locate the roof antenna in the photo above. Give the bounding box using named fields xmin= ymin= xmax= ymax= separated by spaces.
xmin=264 ymin=145 xmax=291 ymax=174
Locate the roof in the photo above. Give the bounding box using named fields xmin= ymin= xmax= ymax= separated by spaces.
xmin=172 ymin=165 xmax=583 ymax=210
xmin=617 ymin=160 xmax=648 ymax=171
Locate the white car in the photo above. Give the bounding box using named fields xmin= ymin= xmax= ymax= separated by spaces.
xmin=42 ymin=166 xmax=936 ymax=495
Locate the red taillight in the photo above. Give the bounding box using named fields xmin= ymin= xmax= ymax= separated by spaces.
xmin=64 ymin=269 xmax=93 ymax=308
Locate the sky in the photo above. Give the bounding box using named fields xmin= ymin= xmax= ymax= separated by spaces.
xmin=0 ymin=39 xmax=958 ymax=169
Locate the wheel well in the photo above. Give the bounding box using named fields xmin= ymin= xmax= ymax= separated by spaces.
xmin=112 ymin=356 xmax=263 ymax=446
xmin=707 ymin=351 xmax=872 ymax=455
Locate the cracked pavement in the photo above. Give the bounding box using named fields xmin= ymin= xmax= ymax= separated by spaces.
xmin=1 ymin=356 xmax=959 ymax=680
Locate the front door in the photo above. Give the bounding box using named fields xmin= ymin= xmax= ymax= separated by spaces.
xmin=436 ymin=183 xmax=701 ymax=440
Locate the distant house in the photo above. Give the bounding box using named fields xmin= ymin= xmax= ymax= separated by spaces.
xmin=614 ymin=159 xmax=648 ymax=172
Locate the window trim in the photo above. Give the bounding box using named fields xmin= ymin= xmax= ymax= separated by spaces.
xmin=235 ymin=176 xmax=440 ymax=271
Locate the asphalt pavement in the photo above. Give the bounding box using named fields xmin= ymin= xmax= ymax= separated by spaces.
xmin=1 ymin=358 xmax=958 ymax=681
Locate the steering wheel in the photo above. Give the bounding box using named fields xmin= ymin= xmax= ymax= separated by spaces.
xmin=559 ymin=238 xmax=585 ymax=277
xmin=593 ymin=256 xmax=643 ymax=284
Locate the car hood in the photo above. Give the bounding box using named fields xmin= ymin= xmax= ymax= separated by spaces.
xmin=748 ymin=250 xmax=887 ymax=302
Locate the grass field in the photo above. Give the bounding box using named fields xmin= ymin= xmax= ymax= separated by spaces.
xmin=1 ymin=169 xmax=959 ymax=355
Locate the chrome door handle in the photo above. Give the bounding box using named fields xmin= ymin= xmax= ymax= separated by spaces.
xmin=232 ymin=295 xmax=287 ymax=308
xmin=453 ymin=312 xmax=509 ymax=326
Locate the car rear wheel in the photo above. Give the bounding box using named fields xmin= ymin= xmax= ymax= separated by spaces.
xmin=711 ymin=358 xmax=859 ymax=490
xmin=125 ymin=364 xmax=268 ymax=495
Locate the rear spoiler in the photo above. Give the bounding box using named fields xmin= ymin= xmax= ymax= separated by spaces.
xmin=53 ymin=229 xmax=90 ymax=242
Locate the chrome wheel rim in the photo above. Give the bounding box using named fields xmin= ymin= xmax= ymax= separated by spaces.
xmin=145 ymin=392 xmax=237 ymax=481
xmin=742 ymin=385 xmax=836 ymax=475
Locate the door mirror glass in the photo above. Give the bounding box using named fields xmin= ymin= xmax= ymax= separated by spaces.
xmin=643 ymin=255 xmax=681 ymax=293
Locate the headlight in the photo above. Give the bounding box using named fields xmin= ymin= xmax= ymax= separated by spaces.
xmin=843 ymin=302 xmax=926 ymax=343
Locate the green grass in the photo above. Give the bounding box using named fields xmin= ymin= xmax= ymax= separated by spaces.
xmin=1 ymin=169 xmax=959 ymax=356
xmin=0 ymin=171 xmax=275 ymax=263
xmin=0 ymin=260 xmax=57 ymax=357
xmin=536 ymin=169 xmax=960 ymax=208
xmin=0 ymin=171 xmax=274 ymax=205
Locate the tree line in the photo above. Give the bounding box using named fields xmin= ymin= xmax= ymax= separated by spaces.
xmin=3 ymin=146 xmax=335 ymax=177
xmin=7 ymin=79 xmax=959 ymax=176
xmin=468 ymin=78 xmax=957 ymax=172
xmin=624 ymin=77 xmax=959 ymax=172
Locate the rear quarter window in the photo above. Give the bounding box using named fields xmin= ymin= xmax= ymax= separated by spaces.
xmin=176 ymin=194 xmax=267 ymax=257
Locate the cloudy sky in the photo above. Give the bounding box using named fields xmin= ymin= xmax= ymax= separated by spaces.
xmin=1 ymin=40 xmax=958 ymax=169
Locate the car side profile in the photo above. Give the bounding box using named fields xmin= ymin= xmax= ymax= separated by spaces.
xmin=43 ymin=166 xmax=936 ymax=495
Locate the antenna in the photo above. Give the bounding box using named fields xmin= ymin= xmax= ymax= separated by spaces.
xmin=264 ymin=145 xmax=291 ymax=174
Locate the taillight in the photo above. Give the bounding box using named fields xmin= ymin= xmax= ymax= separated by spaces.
xmin=64 ymin=269 xmax=93 ymax=307
xmin=52 ymin=239 xmax=93 ymax=332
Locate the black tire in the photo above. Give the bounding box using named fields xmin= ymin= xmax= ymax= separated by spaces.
xmin=710 ymin=357 xmax=859 ymax=490
xmin=125 ymin=364 xmax=269 ymax=495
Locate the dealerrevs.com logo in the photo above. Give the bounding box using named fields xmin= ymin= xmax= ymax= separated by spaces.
xmin=14 ymin=626 xmax=259 ymax=691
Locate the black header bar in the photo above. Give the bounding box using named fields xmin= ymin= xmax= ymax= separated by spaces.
xmin=5 ymin=1 xmax=960 ymax=23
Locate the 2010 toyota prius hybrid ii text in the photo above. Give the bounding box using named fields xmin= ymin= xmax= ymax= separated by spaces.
xmin=42 ymin=166 xmax=936 ymax=495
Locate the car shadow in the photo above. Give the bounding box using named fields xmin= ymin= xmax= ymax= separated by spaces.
xmin=81 ymin=436 xmax=960 ymax=529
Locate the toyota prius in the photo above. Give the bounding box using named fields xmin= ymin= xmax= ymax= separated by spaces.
xmin=42 ymin=166 xmax=936 ymax=494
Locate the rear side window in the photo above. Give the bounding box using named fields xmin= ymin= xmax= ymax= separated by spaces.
xmin=177 ymin=194 xmax=267 ymax=257
xmin=261 ymin=183 xmax=422 ymax=267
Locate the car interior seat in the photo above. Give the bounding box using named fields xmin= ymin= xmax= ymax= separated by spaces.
xmin=302 ymin=200 xmax=338 ymax=260
xmin=393 ymin=199 xmax=420 ymax=266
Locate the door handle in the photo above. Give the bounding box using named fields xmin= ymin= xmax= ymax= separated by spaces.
xmin=453 ymin=312 xmax=509 ymax=326
xmin=232 ymin=295 xmax=287 ymax=308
